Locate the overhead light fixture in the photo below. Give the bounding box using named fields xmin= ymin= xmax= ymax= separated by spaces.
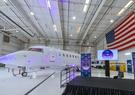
xmin=53 ymin=24 xmax=57 ymax=32
xmin=72 ymin=16 xmax=76 ymax=20
xmin=30 ymin=12 xmax=34 ymax=16
xmin=117 ymin=0 xmax=134 ymax=16
xmin=110 ymin=19 xmax=114 ymax=23
xmin=85 ymin=0 xmax=90 ymax=4
xmin=83 ymin=5 xmax=88 ymax=12
xmin=3 ymin=0 xmax=7 ymax=3
xmin=125 ymin=0 xmax=133 ymax=8
xmin=125 ymin=52 xmax=131 ymax=56
xmin=47 ymin=0 xmax=51 ymax=8
xmin=77 ymin=26 xmax=81 ymax=33
xmin=94 ymin=36 xmax=97 ymax=38
xmin=16 ymin=30 xmax=19 ymax=33
xmin=118 ymin=8 xmax=125 ymax=16
xmin=70 ymin=34 xmax=73 ymax=37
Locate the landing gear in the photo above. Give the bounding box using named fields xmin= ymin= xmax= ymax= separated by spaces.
xmin=21 ymin=67 xmax=27 ymax=77
xmin=21 ymin=72 xmax=27 ymax=77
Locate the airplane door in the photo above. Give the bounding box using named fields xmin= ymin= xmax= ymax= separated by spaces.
xmin=49 ymin=51 xmax=56 ymax=63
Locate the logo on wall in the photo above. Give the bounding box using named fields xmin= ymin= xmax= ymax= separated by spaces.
xmin=81 ymin=53 xmax=91 ymax=77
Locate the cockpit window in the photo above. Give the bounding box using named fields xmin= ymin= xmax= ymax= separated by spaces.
xmin=28 ymin=48 xmax=43 ymax=52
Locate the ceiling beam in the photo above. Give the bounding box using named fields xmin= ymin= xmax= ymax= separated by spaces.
xmin=58 ymin=0 xmax=66 ymax=50
xmin=0 ymin=10 xmax=33 ymax=37
xmin=79 ymin=0 xmax=106 ymax=45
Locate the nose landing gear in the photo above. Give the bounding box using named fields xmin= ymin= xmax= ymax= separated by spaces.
xmin=21 ymin=72 xmax=28 ymax=77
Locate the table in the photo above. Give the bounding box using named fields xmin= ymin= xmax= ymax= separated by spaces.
xmin=62 ymin=76 xmax=135 ymax=95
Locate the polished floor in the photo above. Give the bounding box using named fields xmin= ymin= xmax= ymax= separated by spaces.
xmin=0 ymin=67 xmax=134 ymax=95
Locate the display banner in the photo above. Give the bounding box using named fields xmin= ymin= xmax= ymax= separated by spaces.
xmin=132 ymin=52 xmax=135 ymax=79
xmin=81 ymin=53 xmax=91 ymax=77
xmin=127 ymin=60 xmax=132 ymax=73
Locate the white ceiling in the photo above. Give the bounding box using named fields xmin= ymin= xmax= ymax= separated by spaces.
xmin=0 ymin=0 xmax=134 ymax=48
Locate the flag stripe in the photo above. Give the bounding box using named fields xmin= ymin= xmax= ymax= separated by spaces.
xmin=106 ymin=12 xmax=135 ymax=51
xmin=108 ymin=33 xmax=135 ymax=47
xmin=115 ymin=12 xmax=134 ymax=31
xmin=109 ymin=40 xmax=135 ymax=50
xmin=115 ymin=19 xmax=134 ymax=35
xmin=115 ymin=26 xmax=134 ymax=39
xmin=115 ymin=22 xmax=135 ymax=37
xmin=119 ymin=44 xmax=135 ymax=51
xmin=108 ymin=36 xmax=135 ymax=48
xmin=108 ymin=30 xmax=134 ymax=45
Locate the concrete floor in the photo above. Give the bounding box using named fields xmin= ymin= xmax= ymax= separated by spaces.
xmin=0 ymin=67 xmax=134 ymax=95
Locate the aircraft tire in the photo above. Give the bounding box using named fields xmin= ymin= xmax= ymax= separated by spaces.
xmin=21 ymin=72 xmax=27 ymax=77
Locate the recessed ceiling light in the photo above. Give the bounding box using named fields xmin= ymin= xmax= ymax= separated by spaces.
xmin=30 ymin=12 xmax=34 ymax=16
xmin=53 ymin=24 xmax=57 ymax=32
xmin=94 ymin=36 xmax=97 ymax=38
xmin=72 ymin=16 xmax=76 ymax=20
xmin=16 ymin=30 xmax=19 ymax=33
xmin=3 ymin=0 xmax=7 ymax=3
xmin=70 ymin=34 xmax=72 ymax=37
xmin=110 ymin=19 xmax=114 ymax=23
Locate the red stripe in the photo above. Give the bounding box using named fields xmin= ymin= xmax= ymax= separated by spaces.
xmin=108 ymin=33 xmax=135 ymax=47
xmin=108 ymin=39 xmax=135 ymax=49
xmin=115 ymin=28 xmax=135 ymax=41
xmin=119 ymin=44 xmax=135 ymax=51
xmin=115 ymin=12 xmax=135 ymax=30
xmin=115 ymin=22 xmax=135 ymax=36
xmin=109 ymin=44 xmax=135 ymax=51
xmin=115 ymin=16 xmax=135 ymax=33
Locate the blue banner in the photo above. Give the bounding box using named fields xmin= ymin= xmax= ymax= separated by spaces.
xmin=132 ymin=52 xmax=135 ymax=79
xmin=81 ymin=53 xmax=91 ymax=77
xmin=127 ymin=60 xmax=132 ymax=73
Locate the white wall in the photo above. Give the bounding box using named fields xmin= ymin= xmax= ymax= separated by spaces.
xmin=118 ymin=47 xmax=135 ymax=63
xmin=0 ymin=33 xmax=24 ymax=55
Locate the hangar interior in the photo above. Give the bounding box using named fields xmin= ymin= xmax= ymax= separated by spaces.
xmin=0 ymin=0 xmax=135 ymax=95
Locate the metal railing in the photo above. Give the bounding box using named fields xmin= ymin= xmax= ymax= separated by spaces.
xmin=60 ymin=66 xmax=76 ymax=88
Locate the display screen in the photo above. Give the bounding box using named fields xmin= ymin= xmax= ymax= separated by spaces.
xmin=97 ymin=49 xmax=118 ymax=60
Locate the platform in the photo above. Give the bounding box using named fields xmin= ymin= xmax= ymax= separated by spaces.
xmin=62 ymin=76 xmax=135 ymax=95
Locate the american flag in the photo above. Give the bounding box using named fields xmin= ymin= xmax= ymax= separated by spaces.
xmin=106 ymin=12 xmax=135 ymax=51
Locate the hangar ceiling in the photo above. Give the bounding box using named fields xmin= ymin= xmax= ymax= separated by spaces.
xmin=0 ymin=0 xmax=134 ymax=49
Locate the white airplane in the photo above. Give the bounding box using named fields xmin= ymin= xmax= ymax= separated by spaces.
xmin=0 ymin=46 xmax=80 ymax=77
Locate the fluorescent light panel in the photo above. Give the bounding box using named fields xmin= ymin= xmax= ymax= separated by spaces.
xmin=47 ymin=0 xmax=51 ymax=8
xmin=125 ymin=0 xmax=133 ymax=8
xmin=118 ymin=0 xmax=134 ymax=16
xmin=83 ymin=5 xmax=88 ymax=12
xmin=85 ymin=0 xmax=90 ymax=4
xmin=125 ymin=52 xmax=131 ymax=56
xmin=3 ymin=0 xmax=7 ymax=3
xmin=77 ymin=26 xmax=81 ymax=33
